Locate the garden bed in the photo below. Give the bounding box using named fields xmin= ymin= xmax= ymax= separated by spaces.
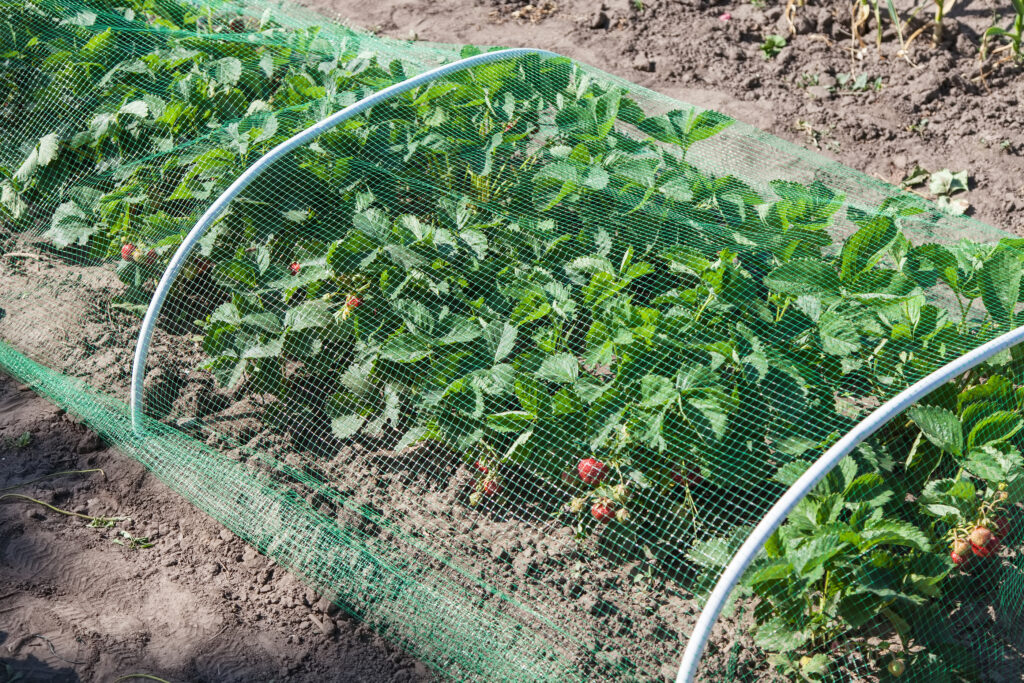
xmin=3 ymin=0 xmax=1024 ymax=680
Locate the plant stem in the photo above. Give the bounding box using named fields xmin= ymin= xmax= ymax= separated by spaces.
xmin=0 ymin=493 xmax=122 ymax=524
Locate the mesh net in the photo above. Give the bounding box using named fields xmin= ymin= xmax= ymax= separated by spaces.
xmin=3 ymin=1 xmax=1024 ymax=681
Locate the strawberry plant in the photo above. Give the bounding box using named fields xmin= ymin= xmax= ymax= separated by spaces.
xmin=728 ymin=365 xmax=1024 ymax=678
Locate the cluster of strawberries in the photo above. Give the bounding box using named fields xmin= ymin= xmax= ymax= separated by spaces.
xmin=950 ymin=517 xmax=1011 ymax=565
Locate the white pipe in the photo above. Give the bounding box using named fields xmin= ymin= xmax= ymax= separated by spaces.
xmin=129 ymin=47 xmax=558 ymax=432
xmin=675 ymin=321 xmax=1024 ymax=682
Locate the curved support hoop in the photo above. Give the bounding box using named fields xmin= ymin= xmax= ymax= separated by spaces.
xmin=129 ymin=47 xmax=559 ymax=432
xmin=675 ymin=322 xmax=1024 ymax=682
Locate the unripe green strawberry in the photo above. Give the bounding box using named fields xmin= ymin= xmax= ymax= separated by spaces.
xmin=970 ymin=525 xmax=994 ymax=548
xmin=888 ymin=659 xmax=905 ymax=677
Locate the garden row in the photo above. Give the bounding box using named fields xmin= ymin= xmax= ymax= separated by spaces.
xmin=3 ymin=1 xmax=1023 ymax=679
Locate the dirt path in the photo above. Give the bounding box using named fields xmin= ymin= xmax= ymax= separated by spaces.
xmin=301 ymin=0 xmax=1023 ymax=235
xmin=0 ymin=373 xmax=432 ymax=683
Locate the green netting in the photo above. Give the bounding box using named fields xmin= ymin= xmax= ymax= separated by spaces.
xmin=2 ymin=1 xmax=1024 ymax=681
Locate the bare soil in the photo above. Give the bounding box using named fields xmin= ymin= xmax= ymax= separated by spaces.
xmin=0 ymin=374 xmax=431 ymax=683
xmin=302 ymin=0 xmax=1024 ymax=235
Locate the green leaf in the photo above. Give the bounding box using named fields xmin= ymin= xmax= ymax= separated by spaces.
xmin=331 ymin=414 xmax=365 ymax=439
xmin=754 ymin=618 xmax=809 ymax=652
xmin=44 ymin=201 xmax=95 ymax=248
xmin=843 ymin=473 xmax=893 ymax=508
xmin=493 ymin=323 xmax=517 ymax=363
xmin=241 ymin=338 xmax=283 ymax=359
xmin=509 ymin=291 xmax=551 ymax=325
xmin=839 ymin=216 xmax=897 ymax=281
xmin=486 ymin=411 xmax=536 ymax=433
xmin=536 ymin=353 xmax=579 ymax=384
xmin=743 ymin=560 xmax=793 ymax=587
xmin=859 ymin=519 xmax=932 ymax=552
xmin=764 ymin=259 xmax=840 ymax=297
xmin=640 ymin=374 xmax=675 ymax=407
xmin=515 ymin=375 xmax=547 ymax=415
xmin=206 ymin=356 xmax=247 ymax=390
xmin=661 ymin=246 xmax=710 ymax=277
xmin=212 ymin=57 xmax=242 ymax=87
xmin=908 ymin=405 xmax=963 ymax=456
xmin=684 ymin=110 xmax=734 ymax=146
xmin=837 ymin=591 xmax=885 ymax=628
xmin=817 ymin=311 xmax=860 ymax=357
xmin=966 ymin=410 xmax=1023 ymax=450
xmin=928 ymin=169 xmax=968 ymax=196
xmin=773 ymin=460 xmax=811 ymax=487
xmin=284 ymin=301 xmax=333 ymax=331
xmin=687 ymin=532 xmax=745 ymax=569
xmin=964 ymin=442 xmax=1023 ymax=485
xmin=436 ymin=316 xmax=481 ymax=346
xmin=119 ymin=100 xmax=149 ymax=118
xmin=979 ymin=248 xmax=1022 ymax=327
xmin=909 ymin=243 xmax=959 ymax=291
xmin=380 ymin=333 xmax=432 ymax=363
xmin=15 ymin=133 xmax=60 ymax=183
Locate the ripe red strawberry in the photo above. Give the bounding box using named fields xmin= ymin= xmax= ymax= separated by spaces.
xmin=143 ymin=249 xmax=158 ymax=267
xmin=474 ymin=461 xmax=489 ymax=474
xmin=971 ymin=535 xmax=1000 ymax=558
xmin=951 ymin=537 xmax=971 ymax=557
xmin=121 ymin=243 xmax=136 ymax=261
xmin=577 ymin=458 xmax=608 ymax=485
xmin=591 ymin=501 xmax=614 ymax=523
xmin=289 ymin=261 xmax=301 ymax=275
xmin=482 ymin=480 xmax=501 ymax=497
xmin=346 ymin=295 xmax=362 ymax=308
xmin=950 ymin=551 xmax=968 ymax=566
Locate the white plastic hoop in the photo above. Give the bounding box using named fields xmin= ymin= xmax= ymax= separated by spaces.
xmin=675 ymin=323 xmax=1024 ymax=682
